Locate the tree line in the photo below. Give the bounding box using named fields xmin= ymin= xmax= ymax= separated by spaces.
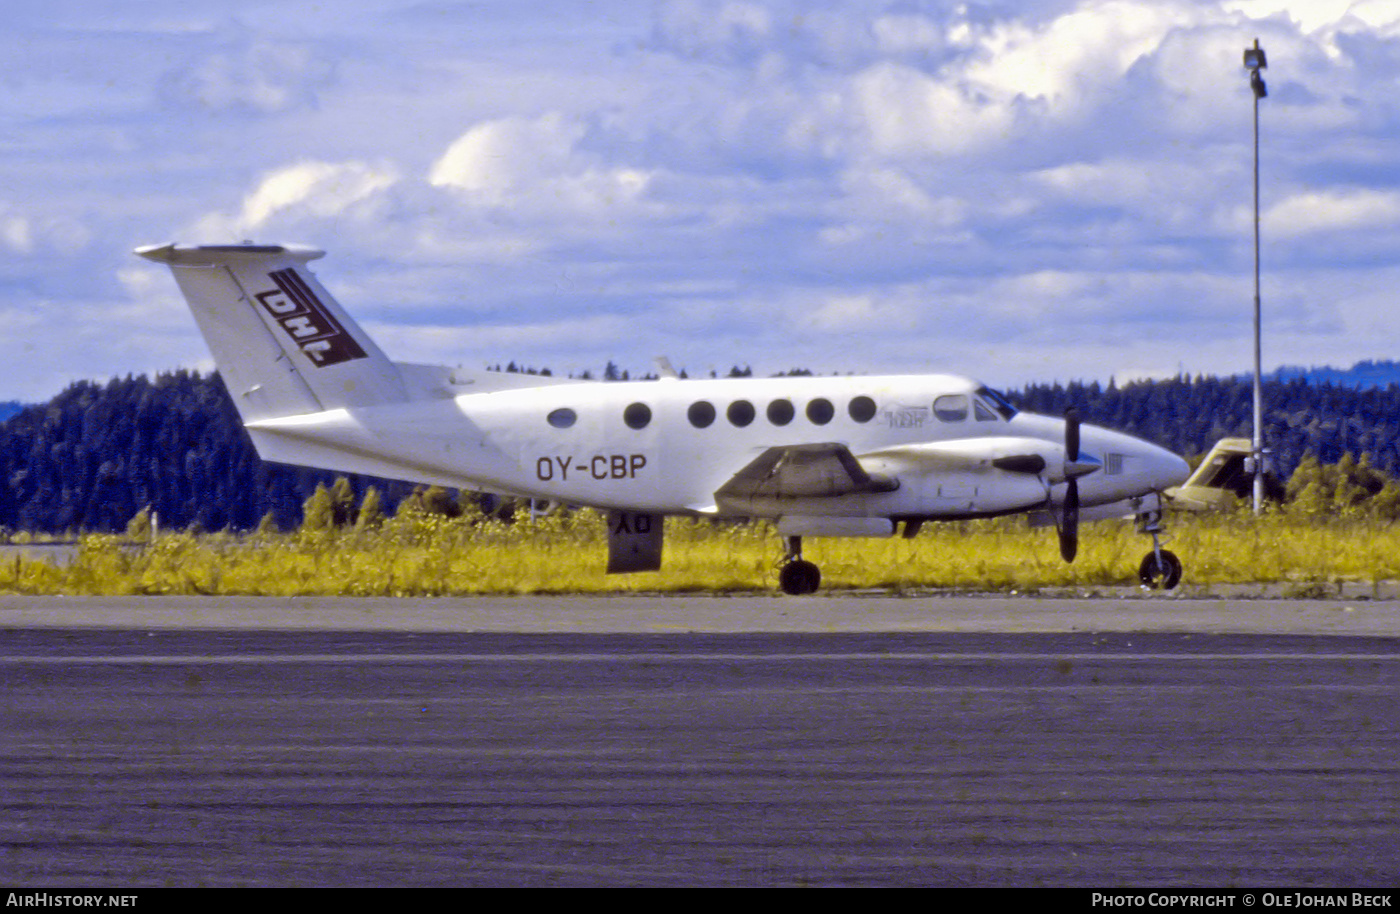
xmin=1 ymin=369 xmax=1397 ymax=534
xmin=1009 ymin=375 xmax=1400 ymax=480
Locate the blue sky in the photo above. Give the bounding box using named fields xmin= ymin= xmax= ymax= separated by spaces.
xmin=5 ymin=0 xmax=1400 ymax=401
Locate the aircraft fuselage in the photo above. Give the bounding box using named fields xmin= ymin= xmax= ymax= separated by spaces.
xmin=245 ymin=372 xmax=1187 ymax=522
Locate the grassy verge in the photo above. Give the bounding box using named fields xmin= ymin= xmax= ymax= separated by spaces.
xmin=3 ymin=508 xmax=1398 ymax=596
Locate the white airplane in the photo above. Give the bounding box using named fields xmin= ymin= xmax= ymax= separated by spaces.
xmin=136 ymin=242 xmax=1191 ymax=594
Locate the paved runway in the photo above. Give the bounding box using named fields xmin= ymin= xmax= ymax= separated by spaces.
xmin=1 ymin=594 xmax=1397 ymax=887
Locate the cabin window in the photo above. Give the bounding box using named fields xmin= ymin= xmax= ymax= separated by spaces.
xmin=849 ymin=396 xmax=876 ymax=423
xmin=933 ymin=394 xmax=968 ymax=422
xmin=806 ymin=398 xmax=834 ymax=425
xmin=767 ymin=399 xmax=794 ymax=426
xmin=547 ymin=408 xmax=577 ymax=429
xmin=688 ymin=400 xmax=716 ymax=428
xmin=727 ymin=400 xmax=755 ymax=427
xmin=623 ymin=402 xmax=652 ymax=430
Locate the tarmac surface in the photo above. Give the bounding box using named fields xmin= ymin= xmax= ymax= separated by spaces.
xmin=2 ymin=593 xmax=1398 ymax=887
xmin=3 ymin=590 xmax=1400 ymax=635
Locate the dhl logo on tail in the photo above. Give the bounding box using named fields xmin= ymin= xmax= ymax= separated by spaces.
xmin=254 ymin=268 xmax=367 ymax=367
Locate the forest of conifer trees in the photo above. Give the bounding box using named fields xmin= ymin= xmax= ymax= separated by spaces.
xmin=1 ymin=369 xmax=1397 ymax=535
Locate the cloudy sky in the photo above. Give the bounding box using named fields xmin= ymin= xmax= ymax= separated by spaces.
xmin=5 ymin=0 xmax=1400 ymax=401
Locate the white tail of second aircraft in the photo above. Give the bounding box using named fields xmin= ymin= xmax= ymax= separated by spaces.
xmin=136 ymin=243 xmax=409 ymax=422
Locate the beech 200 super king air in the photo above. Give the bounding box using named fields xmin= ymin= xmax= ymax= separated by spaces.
xmin=137 ymin=242 xmax=1191 ymax=594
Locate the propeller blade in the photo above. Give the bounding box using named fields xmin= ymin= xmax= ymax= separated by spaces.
xmin=1059 ymin=478 xmax=1079 ymax=562
xmin=1065 ymin=408 xmax=1080 ymax=462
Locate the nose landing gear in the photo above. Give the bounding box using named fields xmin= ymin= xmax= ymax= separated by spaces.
xmin=1136 ymin=499 xmax=1182 ymax=590
xmin=778 ymin=535 xmax=822 ymax=595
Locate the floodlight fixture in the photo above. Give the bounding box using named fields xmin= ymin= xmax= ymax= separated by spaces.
xmin=1243 ymin=41 xmax=1267 ymax=71
xmin=1245 ymin=40 xmax=1267 ymax=99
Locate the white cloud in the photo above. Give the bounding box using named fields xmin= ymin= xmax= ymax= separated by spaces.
xmin=11 ymin=0 xmax=1400 ymax=403
xmin=429 ymin=113 xmax=655 ymax=219
xmin=1224 ymin=0 xmax=1400 ymax=34
xmin=429 ymin=113 xmax=583 ymax=198
xmin=969 ymin=1 xmax=1197 ymax=105
xmin=192 ymin=160 xmax=398 ymax=239
xmin=0 ymin=202 xmax=91 ymax=256
xmin=1 ymin=212 xmax=32 ymax=253
xmin=833 ymin=1 xmax=1221 ymax=161
xmin=243 ymin=161 xmax=397 ymax=225
xmin=1265 ymin=188 xmax=1400 ymax=235
xmin=810 ymin=293 xmax=877 ymax=331
xmin=851 ymin=62 xmax=1022 ymax=158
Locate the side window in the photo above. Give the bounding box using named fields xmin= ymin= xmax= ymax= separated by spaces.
xmin=974 ymin=400 xmax=998 ymax=422
xmin=547 ymin=408 xmax=577 ymax=429
xmin=806 ymin=398 xmax=834 ymax=425
xmin=849 ymin=396 xmax=876 ymax=423
xmin=933 ymin=394 xmax=968 ymax=422
xmin=767 ymin=399 xmax=794 ymax=426
xmin=727 ymin=400 xmax=755 ymax=427
xmin=688 ymin=401 xmax=716 ymax=428
xmin=623 ymin=402 xmax=652 ymax=429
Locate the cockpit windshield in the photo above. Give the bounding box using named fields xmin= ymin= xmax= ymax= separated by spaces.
xmin=975 ymin=385 xmax=1018 ymax=421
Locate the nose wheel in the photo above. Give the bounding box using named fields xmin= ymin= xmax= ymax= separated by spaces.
xmin=1139 ymin=549 xmax=1183 ymax=590
xmin=1136 ymin=499 xmax=1182 ymax=590
xmin=778 ymin=536 xmax=821 ymax=595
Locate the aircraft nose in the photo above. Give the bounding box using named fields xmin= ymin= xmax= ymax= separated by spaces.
xmin=1081 ymin=424 xmax=1190 ymax=496
xmin=1144 ymin=443 xmax=1190 ymax=491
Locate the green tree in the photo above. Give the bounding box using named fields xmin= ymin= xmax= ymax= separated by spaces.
xmin=330 ymin=476 xmax=356 ymax=526
xmin=301 ymin=483 xmax=335 ymax=533
xmin=1286 ymin=455 xmax=1328 ymax=518
xmin=356 ymin=487 xmax=385 ymax=530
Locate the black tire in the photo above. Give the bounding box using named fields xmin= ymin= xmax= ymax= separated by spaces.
xmin=1138 ymin=549 xmax=1183 ymax=590
xmin=779 ymin=560 xmax=821 ymax=595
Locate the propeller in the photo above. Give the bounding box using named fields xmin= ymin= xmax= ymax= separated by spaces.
xmin=1060 ymin=408 xmax=1081 ymax=562
xmin=984 ymin=410 xmax=1097 ymax=562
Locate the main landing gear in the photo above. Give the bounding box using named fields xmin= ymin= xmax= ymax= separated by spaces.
xmin=778 ymin=535 xmax=821 ymax=595
xmin=1136 ymin=500 xmax=1182 ymax=590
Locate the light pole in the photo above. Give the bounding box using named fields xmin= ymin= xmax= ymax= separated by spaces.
xmin=1244 ymin=39 xmax=1267 ymax=515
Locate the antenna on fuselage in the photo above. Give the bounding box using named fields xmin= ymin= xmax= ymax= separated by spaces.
xmin=654 ymin=356 xmax=680 ymax=380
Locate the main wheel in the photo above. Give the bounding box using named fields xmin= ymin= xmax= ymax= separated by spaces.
xmin=779 ymin=560 xmax=821 ymax=595
xmin=1138 ymin=549 xmax=1183 ymax=590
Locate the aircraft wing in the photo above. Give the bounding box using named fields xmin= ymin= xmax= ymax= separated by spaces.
xmin=715 ymin=443 xmax=899 ymax=501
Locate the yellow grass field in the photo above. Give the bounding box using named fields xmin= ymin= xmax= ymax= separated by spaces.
xmin=4 ymin=508 xmax=1399 ymax=596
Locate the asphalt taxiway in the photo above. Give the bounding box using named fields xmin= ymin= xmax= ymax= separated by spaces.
xmin=3 ymin=590 xmax=1399 ymax=635
xmin=2 ymin=593 xmax=1397 ymax=887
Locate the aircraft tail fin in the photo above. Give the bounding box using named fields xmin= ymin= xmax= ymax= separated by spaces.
xmin=136 ymin=243 xmax=408 ymax=422
xmin=1164 ymin=437 xmax=1285 ymax=511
